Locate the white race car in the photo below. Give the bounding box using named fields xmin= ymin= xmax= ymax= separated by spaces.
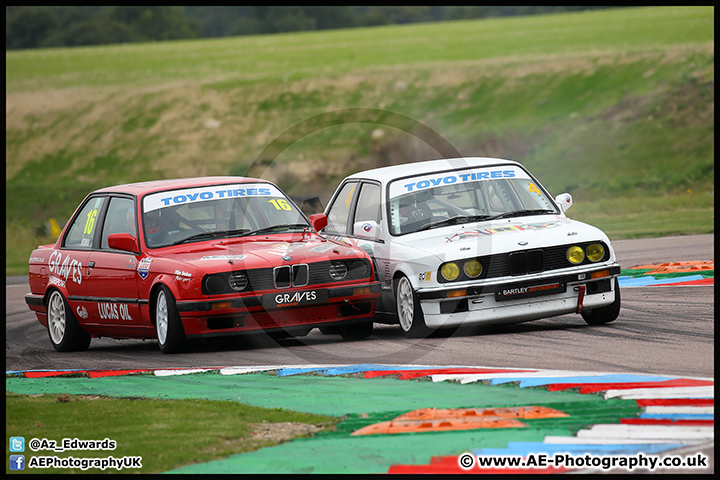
xmin=308 ymin=157 xmax=621 ymax=336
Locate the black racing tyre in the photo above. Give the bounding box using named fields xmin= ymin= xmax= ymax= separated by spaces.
xmin=46 ymin=289 xmax=91 ymax=352
xmin=395 ymin=275 xmax=431 ymax=338
xmin=340 ymin=321 xmax=373 ymax=341
xmin=155 ymin=285 xmax=189 ymax=353
xmin=582 ymin=277 xmax=621 ymax=325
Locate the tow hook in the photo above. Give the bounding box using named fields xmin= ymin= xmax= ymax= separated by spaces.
xmin=575 ymin=285 xmax=586 ymax=314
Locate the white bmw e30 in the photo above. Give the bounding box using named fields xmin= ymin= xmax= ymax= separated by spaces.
xmin=308 ymin=157 xmax=622 ymax=337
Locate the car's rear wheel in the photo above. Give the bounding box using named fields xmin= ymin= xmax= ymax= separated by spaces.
xmin=582 ymin=278 xmax=621 ymax=325
xmin=395 ymin=275 xmax=431 ymax=338
xmin=47 ymin=290 xmax=91 ymax=352
xmin=155 ymin=286 xmax=189 ymax=353
xmin=340 ymin=321 xmax=373 ymax=341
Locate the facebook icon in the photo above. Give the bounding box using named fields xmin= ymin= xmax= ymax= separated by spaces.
xmin=10 ymin=455 xmax=25 ymax=470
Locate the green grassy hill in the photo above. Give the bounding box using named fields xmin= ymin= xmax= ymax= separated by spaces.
xmin=5 ymin=6 xmax=714 ymax=275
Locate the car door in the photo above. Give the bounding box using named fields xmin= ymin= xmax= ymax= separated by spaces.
xmin=324 ymin=180 xmax=395 ymax=313
xmin=84 ymin=195 xmax=146 ymax=330
xmin=58 ymin=195 xmax=105 ymax=325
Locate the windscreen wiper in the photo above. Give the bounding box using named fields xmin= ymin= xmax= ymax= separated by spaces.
xmin=171 ymin=229 xmax=250 ymax=245
xmin=416 ymin=214 xmax=493 ymax=231
xmin=485 ymin=209 xmax=556 ymax=220
xmin=239 ymin=223 xmax=310 ymax=237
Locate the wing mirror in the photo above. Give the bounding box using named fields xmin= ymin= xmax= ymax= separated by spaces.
xmin=107 ymin=233 xmax=139 ymax=253
xmin=555 ymin=193 xmax=573 ymax=213
xmin=353 ymin=221 xmax=381 ymax=241
xmin=308 ymin=213 xmax=328 ymax=232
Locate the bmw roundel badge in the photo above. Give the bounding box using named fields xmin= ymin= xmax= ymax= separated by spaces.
xmin=282 ymin=256 xmax=293 ymax=261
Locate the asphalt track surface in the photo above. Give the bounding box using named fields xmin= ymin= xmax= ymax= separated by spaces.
xmin=6 ymin=234 xmax=714 ymax=377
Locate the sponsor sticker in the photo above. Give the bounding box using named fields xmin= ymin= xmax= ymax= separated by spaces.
xmin=261 ymin=289 xmax=328 ymax=309
xmin=98 ymin=302 xmax=133 ymax=321
xmin=48 ymin=251 xmax=83 ymax=285
xmin=389 ymin=166 xmax=529 ymax=198
xmin=137 ymin=258 xmax=152 ymax=279
xmin=199 ymin=255 xmax=247 ymax=261
xmin=143 ymin=183 xmax=283 ymax=213
xmin=308 ymin=243 xmax=336 ymax=253
xmin=495 ymin=280 xmax=566 ymax=302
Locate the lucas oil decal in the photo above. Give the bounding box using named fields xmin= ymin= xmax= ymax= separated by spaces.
xmin=98 ymin=302 xmax=133 ymax=321
xmin=143 ymin=183 xmax=284 ymax=213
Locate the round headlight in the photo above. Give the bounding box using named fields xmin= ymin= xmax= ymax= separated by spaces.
xmin=441 ymin=262 xmax=460 ymax=281
xmin=586 ymin=243 xmax=605 ymax=262
xmin=229 ymin=272 xmax=248 ymax=291
xmin=329 ymin=261 xmax=348 ymax=281
xmin=566 ymin=245 xmax=585 ymax=265
xmin=463 ymin=259 xmax=483 ymax=278
xmin=348 ymin=260 xmax=368 ymax=279
xmin=204 ymin=275 xmax=226 ymax=295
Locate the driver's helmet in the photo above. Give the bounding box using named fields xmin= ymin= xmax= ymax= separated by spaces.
xmin=145 ymin=210 xmax=164 ymax=242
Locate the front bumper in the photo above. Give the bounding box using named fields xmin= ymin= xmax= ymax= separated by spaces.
xmin=176 ymin=282 xmax=382 ymax=338
xmin=417 ymin=265 xmax=620 ymax=328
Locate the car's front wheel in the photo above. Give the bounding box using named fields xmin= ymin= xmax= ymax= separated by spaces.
xmin=582 ymin=278 xmax=621 ymax=325
xmin=395 ymin=275 xmax=431 ymax=338
xmin=155 ymin=286 xmax=189 ymax=353
xmin=47 ymin=290 xmax=91 ymax=352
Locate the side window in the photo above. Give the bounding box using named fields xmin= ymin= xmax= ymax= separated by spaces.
xmin=324 ymin=182 xmax=357 ymax=235
xmin=64 ymin=197 xmax=105 ymax=249
xmin=101 ymin=197 xmax=137 ymax=249
xmin=354 ymin=183 xmax=381 ymax=224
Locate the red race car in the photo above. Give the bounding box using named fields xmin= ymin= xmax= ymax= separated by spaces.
xmin=25 ymin=177 xmax=381 ymax=353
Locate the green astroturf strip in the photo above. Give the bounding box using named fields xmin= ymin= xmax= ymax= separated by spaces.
xmin=6 ymin=373 xmax=623 ymax=416
xmin=6 ymin=373 xmax=640 ymax=474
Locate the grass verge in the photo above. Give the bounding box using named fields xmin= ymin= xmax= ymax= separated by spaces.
xmin=5 ymin=392 xmax=337 ymax=474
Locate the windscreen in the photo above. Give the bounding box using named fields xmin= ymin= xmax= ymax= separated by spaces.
xmin=141 ymin=183 xmax=308 ymax=247
xmin=387 ymin=165 xmax=558 ymax=235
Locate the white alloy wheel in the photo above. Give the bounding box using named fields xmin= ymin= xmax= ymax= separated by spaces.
xmin=156 ymin=289 xmax=169 ymax=345
xmin=48 ymin=290 xmax=67 ymax=344
xmin=396 ymin=276 xmax=416 ymax=332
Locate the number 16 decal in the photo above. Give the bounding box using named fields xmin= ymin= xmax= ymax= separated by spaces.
xmin=269 ymin=199 xmax=292 ymax=211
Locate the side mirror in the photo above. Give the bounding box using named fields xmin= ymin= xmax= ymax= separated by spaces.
xmin=308 ymin=213 xmax=328 ymax=232
xmin=108 ymin=233 xmax=139 ymax=253
xmin=555 ymin=193 xmax=573 ymax=213
xmin=353 ymin=221 xmax=381 ymax=241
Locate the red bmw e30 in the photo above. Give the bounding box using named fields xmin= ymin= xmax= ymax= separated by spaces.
xmin=25 ymin=176 xmax=381 ymax=353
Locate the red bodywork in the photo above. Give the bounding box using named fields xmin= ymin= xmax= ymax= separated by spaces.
xmin=26 ymin=177 xmax=381 ymax=344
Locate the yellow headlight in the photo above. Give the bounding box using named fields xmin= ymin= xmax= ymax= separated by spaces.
xmin=441 ymin=262 xmax=460 ymax=281
xmin=566 ymin=245 xmax=585 ymax=264
xmin=586 ymin=243 xmax=605 ymax=262
xmin=463 ymin=259 xmax=483 ymax=278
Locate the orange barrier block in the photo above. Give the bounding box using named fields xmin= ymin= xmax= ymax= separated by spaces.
xmin=351 ymin=416 xmax=526 ymax=436
xmin=629 ymin=260 xmax=714 ymax=274
xmin=396 ymin=406 xmax=569 ymax=421
xmin=351 ymin=406 xmax=568 ymax=435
